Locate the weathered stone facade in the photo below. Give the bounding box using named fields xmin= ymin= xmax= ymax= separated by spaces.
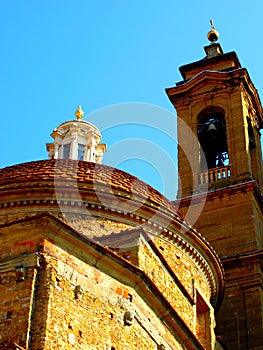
xmin=0 ymin=159 xmax=224 ymax=349
xmin=166 ymin=42 xmax=263 ymax=349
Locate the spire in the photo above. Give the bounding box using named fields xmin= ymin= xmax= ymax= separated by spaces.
xmin=204 ymin=20 xmax=223 ymax=57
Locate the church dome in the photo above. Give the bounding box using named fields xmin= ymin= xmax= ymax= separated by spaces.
xmin=0 ymin=158 xmax=224 ymax=309
xmin=0 ymin=158 xmax=183 ymax=225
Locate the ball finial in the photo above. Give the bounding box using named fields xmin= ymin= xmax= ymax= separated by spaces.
xmin=207 ymin=20 xmax=219 ymax=42
xmin=75 ymin=105 xmax=84 ymax=120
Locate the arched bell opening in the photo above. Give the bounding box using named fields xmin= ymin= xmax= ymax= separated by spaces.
xmin=197 ymin=107 xmax=229 ymax=170
xmin=247 ymin=117 xmax=256 ymax=151
xmin=247 ymin=116 xmax=259 ymax=182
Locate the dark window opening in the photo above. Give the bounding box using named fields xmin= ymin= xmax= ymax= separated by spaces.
xmin=197 ymin=107 xmax=229 ymax=170
xmin=247 ymin=116 xmax=258 ymax=182
xmin=196 ymin=290 xmax=211 ymax=348
xmin=247 ymin=117 xmax=256 ymax=150
xmin=78 ymin=144 xmax=85 ymax=160
xmin=63 ymin=144 xmax=71 ymax=159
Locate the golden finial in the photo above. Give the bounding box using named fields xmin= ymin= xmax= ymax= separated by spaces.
xmin=75 ymin=105 xmax=84 ymax=120
xmin=207 ymin=19 xmax=219 ymax=43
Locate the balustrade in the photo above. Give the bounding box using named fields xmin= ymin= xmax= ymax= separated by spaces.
xmin=198 ymin=166 xmax=231 ymax=185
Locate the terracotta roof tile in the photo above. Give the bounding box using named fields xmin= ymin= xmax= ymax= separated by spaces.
xmin=0 ymin=159 xmax=184 ymax=220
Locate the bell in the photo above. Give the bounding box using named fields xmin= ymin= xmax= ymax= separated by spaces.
xmin=207 ymin=122 xmax=217 ymax=132
xmin=217 ymin=156 xmax=225 ymax=167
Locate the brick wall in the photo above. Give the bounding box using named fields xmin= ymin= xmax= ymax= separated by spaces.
xmin=0 ymin=266 xmax=36 ymax=348
xmin=0 ymin=213 xmax=220 ymax=349
xmin=153 ymin=237 xmax=212 ymax=301
xmin=138 ymin=240 xmax=195 ymax=332
xmin=30 ymin=248 xmax=182 ymax=350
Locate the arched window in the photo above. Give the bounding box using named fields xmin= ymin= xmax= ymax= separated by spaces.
xmin=197 ymin=107 xmax=229 ymax=170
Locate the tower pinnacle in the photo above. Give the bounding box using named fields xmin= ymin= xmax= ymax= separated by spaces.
xmin=207 ymin=19 xmax=219 ymax=42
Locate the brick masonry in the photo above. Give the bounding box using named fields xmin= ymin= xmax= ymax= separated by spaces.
xmin=0 ymin=211 xmax=223 ymax=349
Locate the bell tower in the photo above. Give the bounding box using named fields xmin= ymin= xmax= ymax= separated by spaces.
xmin=166 ymin=22 xmax=263 ymax=349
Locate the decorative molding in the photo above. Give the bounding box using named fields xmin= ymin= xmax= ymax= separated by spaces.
xmin=0 ymin=254 xmax=38 ymax=274
xmin=0 ymin=196 xmax=220 ymax=305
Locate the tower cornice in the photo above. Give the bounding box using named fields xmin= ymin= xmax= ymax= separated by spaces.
xmin=179 ymin=51 xmax=241 ymax=80
xmin=166 ymin=68 xmax=263 ymax=127
xmin=177 ymin=180 xmax=263 ymax=212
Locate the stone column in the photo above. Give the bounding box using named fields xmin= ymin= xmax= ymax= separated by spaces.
xmin=70 ymin=133 xmax=78 ymax=160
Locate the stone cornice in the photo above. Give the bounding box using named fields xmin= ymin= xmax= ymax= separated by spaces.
xmin=0 ymin=196 xmax=225 ymax=308
xmin=178 ymin=51 xmax=241 ymax=80
xmin=177 ymin=180 xmax=263 ymax=211
xmin=166 ymin=69 xmax=263 ymax=126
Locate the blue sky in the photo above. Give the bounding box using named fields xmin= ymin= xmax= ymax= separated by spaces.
xmin=1 ymin=0 xmax=263 ymax=199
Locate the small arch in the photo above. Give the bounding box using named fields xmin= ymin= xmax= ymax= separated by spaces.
xmin=197 ymin=107 xmax=229 ymax=170
xmin=247 ymin=116 xmax=258 ymax=181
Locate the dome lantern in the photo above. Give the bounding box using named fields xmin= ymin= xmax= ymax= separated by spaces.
xmin=46 ymin=106 xmax=106 ymax=163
